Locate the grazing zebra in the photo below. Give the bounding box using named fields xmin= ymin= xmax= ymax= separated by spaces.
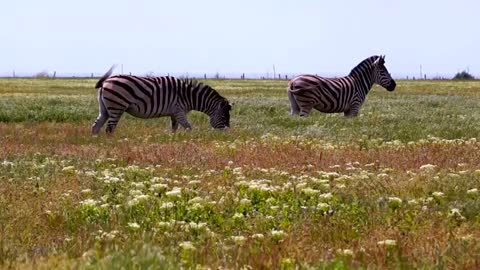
xmin=288 ymin=55 xmax=396 ymax=117
xmin=92 ymin=66 xmax=232 ymax=135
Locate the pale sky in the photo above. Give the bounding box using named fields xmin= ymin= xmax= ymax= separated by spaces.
xmin=1 ymin=0 xmax=479 ymax=78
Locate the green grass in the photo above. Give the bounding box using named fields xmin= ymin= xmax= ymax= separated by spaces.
xmin=1 ymin=79 xmax=480 ymax=142
xmin=1 ymin=78 xmax=480 ymax=269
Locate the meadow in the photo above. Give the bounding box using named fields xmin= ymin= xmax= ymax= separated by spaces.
xmin=0 ymin=78 xmax=480 ymax=269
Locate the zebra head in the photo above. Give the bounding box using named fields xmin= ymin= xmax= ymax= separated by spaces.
xmin=210 ymin=99 xmax=232 ymax=129
xmin=372 ymin=55 xmax=396 ymax=91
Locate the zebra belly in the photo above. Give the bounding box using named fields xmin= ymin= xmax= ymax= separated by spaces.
xmin=126 ymin=106 xmax=171 ymax=119
xmin=314 ymin=104 xmax=347 ymax=113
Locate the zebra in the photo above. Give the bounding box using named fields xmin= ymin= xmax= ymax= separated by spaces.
xmin=288 ymin=55 xmax=396 ymax=118
xmin=92 ymin=66 xmax=232 ymax=135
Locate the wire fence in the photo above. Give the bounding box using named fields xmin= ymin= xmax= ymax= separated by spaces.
xmin=0 ymin=70 xmax=472 ymax=80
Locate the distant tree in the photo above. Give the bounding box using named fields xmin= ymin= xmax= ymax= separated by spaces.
xmin=453 ymin=70 xmax=475 ymax=80
xmin=145 ymin=71 xmax=155 ymax=77
xmin=35 ymin=70 xmax=49 ymax=79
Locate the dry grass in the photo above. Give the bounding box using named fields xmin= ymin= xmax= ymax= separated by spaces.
xmin=1 ymin=79 xmax=480 ymax=269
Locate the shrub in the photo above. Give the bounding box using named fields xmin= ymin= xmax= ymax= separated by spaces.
xmin=453 ymin=70 xmax=475 ymax=80
xmin=35 ymin=70 xmax=50 ymax=79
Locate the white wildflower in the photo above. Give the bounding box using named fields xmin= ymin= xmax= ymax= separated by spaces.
xmin=387 ymin=197 xmax=402 ymax=209
xmin=377 ymin=239 xmax=397 ymax=247
xmin=377 ymin=173 xmax=389 ymax=179
xmin=80 ymin=189 xmax=91 ymax=195
xmin=319 ymin=192 xmax=333 ymax=201
xmin=131 ymin=182 xmax=145 ymax=189
xmin=160 ymin=202 xmax=175 ymax=209
xmin=317 ymin=202 xmax=330 ymax=212
xmin=1 ymin=160 xmax=14 ymax=166
xmin=105 ymin=230 xmax=119 ymax=241
xmin=80 ymin=199 xmax=98 ymax=207
xmin=432 ymin=191 xmax=445 ymax=199
xmin=337 ymin=249 xmax=354 ymax=257
xmin=188 ymin=196 xmax=205 ymax=204
xmin=157 ymin=221 xmax=173 ymax=230
xmin=302 ymin=187 xmax=320 ymax=195
xmin=179 ymin=241 xmax=196 ymax=251
xmin=150 ymin=183 xmax=168 ymax=192
xmin=419 ymin=164 xmax=437 ymax=172
xmin=448 ymin=208 xmax=466 ymax=221
xmin=271 ymin=230 xmax=286 ymax=242
xmin=233 ymin=212 xmax=244 ymax=220
xmin=296 ymin=182 xmax=308 ymax=190
xmin=251 ymin=233 xmax=265 ymax=240
xmin=62 ymin=166 xmax=75 ymax=174
xmin=127 ymin=222 xmax=140 ymax=230
xmin=129 ymin=189 xmax=143 ymax=197
xmin=460 ymin=234 xmax=474 ymax=242
xmin=407 ymin=199 xmax=418 ymax=205
xmin=165 ymin=187 xmax=182 ymax=198
xmin=188 ymin=180 xmax=202 ymax=186
xmin=231 ymin=235 xmax=246 ymax=245
xmin=467 ymin=188 xmax=478 ymax=196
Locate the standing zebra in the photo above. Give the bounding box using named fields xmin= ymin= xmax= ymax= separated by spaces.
xmin=288 ymin=55 xmax=396 ymax=117
xmin=92 ymin=66 xmax=232 ymax=135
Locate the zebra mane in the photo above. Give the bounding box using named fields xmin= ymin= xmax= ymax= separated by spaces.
xmin=348 ymin=55 xmax=380 ymax=77
xmin=183 ymin=79 xmax=226 ymax=102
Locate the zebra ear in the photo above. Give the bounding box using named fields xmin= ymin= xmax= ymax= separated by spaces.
xmin=220 ymin=100 xmax=232 ymax=110
xmin=374 ymin=56 xmax=385 ymax=66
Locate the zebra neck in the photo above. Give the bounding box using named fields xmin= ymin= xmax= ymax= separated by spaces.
xmin=187 ymin=86 xmax=220 ymax=116
xmin=349 ymin=70 xmax=374 ymax=95
xmin=195 ymin=103 xmax=217 ymax=116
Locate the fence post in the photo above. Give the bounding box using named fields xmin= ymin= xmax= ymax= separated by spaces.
xmin=53 ymin=71 xmax=56 ymax=79
xmin=13 ymin=70 xmax=15 ymax=78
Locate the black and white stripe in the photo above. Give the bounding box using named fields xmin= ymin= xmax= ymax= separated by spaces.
xmin=92 ymin=67 xmax=232 ymax=134
xmin=288 ymin=55 xmax=396 ymax=117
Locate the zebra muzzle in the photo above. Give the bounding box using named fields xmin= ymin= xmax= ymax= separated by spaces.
xmin=386 ymin=81 xmax=396 ymax=91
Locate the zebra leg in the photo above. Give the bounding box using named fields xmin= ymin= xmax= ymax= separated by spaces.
xmin=105 ymin=111 xmax=125 ymax=134
xmin=172 ymin=111 xmax=192 ymax=130
xmin=288 ymin=91 xmax=301 ymax=116
xmin=92 ymin=90 xmax=109 ymax=135
xmin=170 ymin=116 xmax=179 ymax=132
xmin=299 ymin=104 xmax=314 ymax=117
xmin=91 ymin=112 xmax=108 ymax=135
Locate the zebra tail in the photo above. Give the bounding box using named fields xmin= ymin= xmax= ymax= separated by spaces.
xmin=95 ymin=65 xmax=116 ymax=88
xmin=288 ymin=80 xmax=305 ymax=94
xmin=288 ymin=80 xmax=321 ymax=94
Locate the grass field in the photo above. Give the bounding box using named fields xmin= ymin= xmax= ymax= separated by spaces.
xmin=1 ymin=78 xmax=480 ymax=269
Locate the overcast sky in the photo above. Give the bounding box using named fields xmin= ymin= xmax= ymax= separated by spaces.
xmin=1 ymin=0 xmax=479 ymax=77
